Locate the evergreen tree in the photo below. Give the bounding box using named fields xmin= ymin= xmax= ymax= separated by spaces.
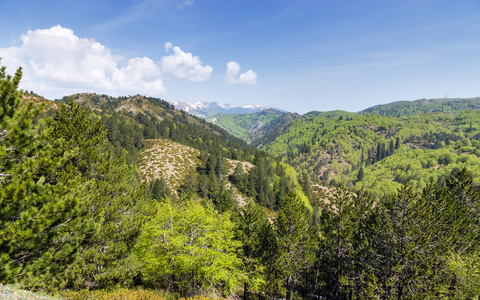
xmin=0 ymin=99 xmax=150 ymax=290
xmin=235 ymin=203 xmax=269 ymax=300
xmin=274 ymin=191 xmax=314 ymax=300
xmin=148 ymin=178 xmax=171 ymax=201
xmin=0 ymin=64 xmax=41 ymax=181
xmin=230 ymin=162 xmax=247 ymax=192
xmin=318 ymin=184 xmax=356 ymax=299
xmin=356 ymin=166 xmax=365 ymax=182
xmin=179 ymin=171 xmax=198 ymax=199
xmin=388 ymin=139 xmax=395 ymax=156
xmin=300 ymin=171 xmax=311 ymax=199
xmin=57 ymin=102 xmax=148 ymax=288
xmin=0 ymin=63 xmax=66 ymax=285
xmin=378 ymin=184 xmax=421 ymax=299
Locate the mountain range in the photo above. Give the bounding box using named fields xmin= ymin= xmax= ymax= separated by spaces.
xmin=168 ymin=100 xmax=283 ymax=118
xmin=28 ymin=91 xmax=480 ymax=199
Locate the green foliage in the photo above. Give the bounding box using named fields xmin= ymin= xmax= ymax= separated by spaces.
xmin=442 ymin=253 xmax=480 ymax=299
xmin=0 ymin=64 xmax=41 ymax=181
xmin=304 ymin=110 xmax=357 ymax=119
xmin=229 ymin=155 xmax=309 ymax=210
xmin=234 ymin=203 xmax=270 ymax=299
xmin=361 ymin=97 xmax=480 ymax=117
xmin=39 ymin=101 xmax=150 ymax=290
xmin=135 ymin=200 xmax=242 ymax=297
xmin=0 ymin=89 xmax=149 ymax=291
xmin=273 ymin=191 xmax=314 ymax=299
xmin=261 ymin=110 xmax=480 ymax=197
xmin=8 ymin=62 xmax=480 ymax=299
xmin=312 ymin=168 xmax=480 ymax=299
xmin=148 ymin=178 xmax=172 ymax=201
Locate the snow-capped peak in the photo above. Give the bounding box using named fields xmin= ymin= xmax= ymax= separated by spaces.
xmin=168 ymin=100 xmax=282 ymax=118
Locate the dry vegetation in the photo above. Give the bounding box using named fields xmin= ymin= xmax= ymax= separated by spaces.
xmin=139 ymin=139 xmax=201 ymax=193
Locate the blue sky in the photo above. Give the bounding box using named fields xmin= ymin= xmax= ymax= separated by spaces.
xmin=1 ymin=0 xmax=479 ymax=114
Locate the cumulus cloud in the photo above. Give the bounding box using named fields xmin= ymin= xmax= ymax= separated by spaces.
xmin=0 ymin=25 xmax=257 ymax=99
xmin=224 ymin=61 xmax=257 ymax=85
xmin=161 ymin=42 xmax=213 ymax=82
xmin=224 ymin=61 xmax=241 ymax=84
xmin=164 ymin=42 xmax=173 ymax=52
xmin=0 ymin=25 xmax=165 ymax=98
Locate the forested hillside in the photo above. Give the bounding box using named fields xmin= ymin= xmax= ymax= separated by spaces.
xmin=262 ymin=111 xmax=480 ymax=197
xmin=3 ymin=61 xmax=480 ymax=300
xmin=361 ymin=97 xmax=480 ymax=116
xmin=210 ymin=97 xmax=480 ymax=147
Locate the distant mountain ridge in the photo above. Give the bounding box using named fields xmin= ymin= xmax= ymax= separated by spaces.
xmin=360 ymin=97 xmax=480 ymax=116
xmin=207 ymin=97 xmax=480 ymax=144
xmin=168 ymin=100 xmax=283 ymax=118
xmin=206 ymin=109 xmax=296 ymax=143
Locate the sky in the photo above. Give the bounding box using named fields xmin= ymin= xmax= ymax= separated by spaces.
xmin=1 ymin=0 xmax=480 ymax=114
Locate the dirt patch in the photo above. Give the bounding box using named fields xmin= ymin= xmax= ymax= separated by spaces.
xmin=224 ymin=158 xmax=255 ymax=175
xmin=115 ymin=101 xmax=141 ymax=115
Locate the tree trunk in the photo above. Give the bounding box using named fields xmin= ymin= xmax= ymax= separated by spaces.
xmin=286 ymin=276 xmax=292 ymax=300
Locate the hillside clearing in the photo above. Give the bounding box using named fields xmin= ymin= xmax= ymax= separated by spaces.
xmin=139 ymin=139 xmax=201 ymax=193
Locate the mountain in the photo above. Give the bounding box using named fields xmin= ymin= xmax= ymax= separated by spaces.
xmin=259 ymin=110 xmax=480 ymax=197
xmin=360 ymin=97 xmax=480 ymax=116
xmin=206 ymin=109 xmax=288 ymax=143
xmin=36 ymin=92 xmax=480 ymax=201
xmin=209 ymin=97 xmax=480 ymax=145
xmin=168 ymin=100 xmax=282 ymax=118
xmin=47 ymin=93 xmax=312 ymax=209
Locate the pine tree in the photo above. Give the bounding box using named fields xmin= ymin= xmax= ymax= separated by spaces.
xmin=0 ymin=98 xmax=150 ymax=290
xmin=0 ymin=64 xmax=84 ymax=287
xmin=42 ymin=101 xmax=149 ymax=289
xmin=301 ymin=171 xmax=311 ymax=199
xmin=318 ymin=184 xmax=356 ymax=299
xmin=148 ymin=178 xmax=172 ymax=201
xmin=0 ymin=64 xmax=41 ymax=181
xmin=275 ymin=191 xmax=314 ymax=300
xmin=235 ymin=203 xmax=269 ymax=300
xmin=357 ymin=166 xmax=365 ymax=182
xmin=389 ymin=139 xmax=395 ymax=156
xmin=378 ymin=183 xmax=426 ymax=299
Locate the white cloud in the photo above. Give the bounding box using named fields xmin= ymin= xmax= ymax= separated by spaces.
xmin=0 ymin=25 xmax=165 ymax=98
xmin=224 ymin=61 xmax=257 ymax=85
xmin=224 ymin=61 xmax=241 ymax=84
xmin=0 ymin=26 xmax=257 ymax=99
xmin=164 ymin=42 xmax=173 ymax=52
xmin=161 ymin=43 xmax=213 ymax=82
xmin=176 ymin=0 xmax=194 ymax=9
xmin=238 ymin=70 xmax=257 ymax=85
